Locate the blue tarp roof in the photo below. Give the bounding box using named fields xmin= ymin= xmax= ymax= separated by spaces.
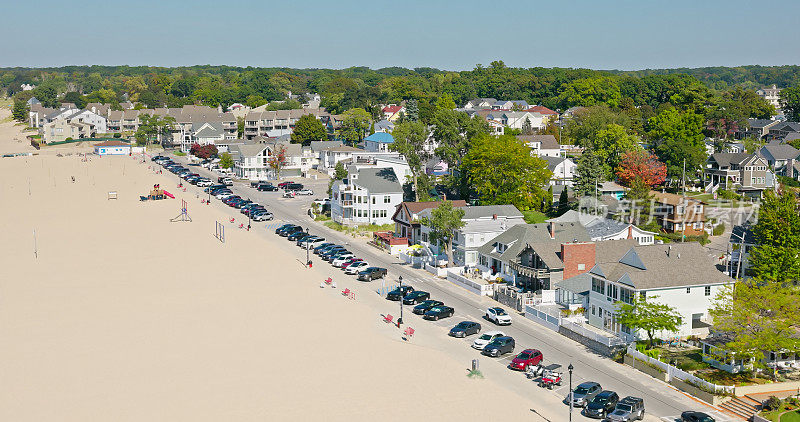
xmin=364 ymin=132 xmax=394 ymax=143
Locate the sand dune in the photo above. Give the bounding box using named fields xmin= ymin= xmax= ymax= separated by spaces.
xmin=0 ymin=154 xmax=537 ymax=421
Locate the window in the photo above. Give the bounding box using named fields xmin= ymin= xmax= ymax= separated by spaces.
xmin=705 ymin=286 xmax=711 ymax=296
xmin=620 ymin=288 xmax=633 ymax=304
xmin=591 ymin=278 xmax=605 ymax=294
xmin=577 ymin=263 xmax=585 ymax=270
xmin=686 ymin=287 xmax=691 ymax=294
xmin=384 ymin=195 xmax=391 ymax=203
xmin=372 ymin=197 xmax=376 ymax=204
xmin=607 ymin=283 xmax=618 ymax=300
xmin=591 ymin=305 xmax=596 ymax=316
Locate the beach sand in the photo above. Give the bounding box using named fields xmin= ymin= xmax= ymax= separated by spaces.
xmin=0 ymin=154 xmax=536 ymax=421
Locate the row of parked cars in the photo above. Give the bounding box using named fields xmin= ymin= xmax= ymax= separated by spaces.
xmin=274 ymin=224 xmax=388 ymax=279
xmin=152 ymin=156 xmax=214 ymax=187
xmin=385 ymin=286 xmax=455 ymax=321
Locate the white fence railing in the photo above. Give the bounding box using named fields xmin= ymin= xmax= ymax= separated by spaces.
xmin=446 ymin=270 xmax=495 ymax=296
xmin=523 ymin=305 xmax=629 ymax=348
xmin=626 ymin=345 xmax=735 ymax=395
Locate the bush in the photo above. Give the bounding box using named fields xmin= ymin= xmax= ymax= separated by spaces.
xmin=113 ymin=133 xmax=121 ymax=138
xmin=65 ymin=137 xmax=73 ymax=141
xmin=173 ymin=151 xmax=186 ymax=156
xmin=764 ymin=396 xmax=782 ymax=411
xmin=779 ymin=175 xmax=800 ymax=188
xmin=712 ymin=222 xmax=726 ymax=236
xmin=716 ymin=189 xmax=741 ymax=200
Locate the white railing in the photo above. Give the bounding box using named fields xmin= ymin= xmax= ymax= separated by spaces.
xmin=626 ymin=345 xmax=735 ymax=395
xmin=523 ymin=305 xmax=630 ymax=348
xmin=562 ymin=320 xmax=628 ymax=348
xmin=446 ymin=270 xmax=494 ymax=296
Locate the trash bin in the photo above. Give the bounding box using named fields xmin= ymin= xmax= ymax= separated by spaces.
xmin=472 ymin=359 xmax=479 ymax=371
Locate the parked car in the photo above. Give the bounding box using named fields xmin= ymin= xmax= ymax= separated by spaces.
xmin=331 ymin=254 xmax=357 ymax=267
xmin=509 ymin=349 xmax=543 ymax=371
xmin=313 ymin=198 xmax=331 ymax=206
xmin=565 ymin=382 xmax=603 ymax=408
xmin=680 ymin=411 xmax=715 ymax=422
xmin=282 ymin=191 xmax=296 ymax=198
xmin=218 ymin=177 xmax=233 ymax=186
xmin=277 ymin=182 xmax=290 ymax=189
xmin=482 ymin=336 xmax=515 ymax=357
xmin=313 ymin=243 xmax=334 ymax=253
xmin=295 ymin=235 xmax=319 ymax=246
xmin=486 ymin=307 xmax=512 ymax=325
xmin=318 ymin=245 xmax=345 ymax=256
xmin=321 ymin=248 xmax=348 ymax=260
xmin=250 ymin=181 xmax=261 ymax=188
xmin=279 ymin=227 xmax=303 ymax=237
xmin=423 ymin=305 xmax=454 ymax=321
xmin=357 ymin=267 xmax=387 ymax=281
xmin=197 ymin=179 xmax=213 ymax=187
xmin=386 ymin=286 xmax=415 ymax=301
xmin=287 ymin=231 xmax=309 ymax=241
xmin=340 ymin=258 xmax=364 ymax=269
xmin=296 ymin=189 xmax=313 ymax=195
xmin=412 ymin=300 xmax=443 ymax=315
xmin=328 ymin=252 xmax=354 ymax=263
xmin=606 ymin=396 xmax=645 ymax=422
xmin=344 ymin=261 xmax=369 ymax=274
xmin=216 ymin=192 xmax=235 ymax=200
xmin=304 ymin=238 xmax=327 ymax=249
xmin=285 ymin=183 xmax=303 ymax=191
xmin=275 ymin=223 xmax=299 ymax=234
xmin=472 ymin=331 xmax=505 ymax=350
xmin=257 ymin=183 xmax=279 ymax=191
xmin=448 ymin=321 xmax=481 ymax=338
xmin=402 ymin=291 xmax=430 ymax=305
xmin=251 ymin=211 xmax=273 ymax=221
xmin=584 ymin=390 xmax=620 ymax=419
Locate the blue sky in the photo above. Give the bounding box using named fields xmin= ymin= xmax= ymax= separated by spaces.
xmin=3 ymin=0 xmax=799 ymax=70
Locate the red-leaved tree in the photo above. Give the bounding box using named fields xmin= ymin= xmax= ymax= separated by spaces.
xmin=268 ymin=144 xmax=288 ymax=179
xmin=615 ymin=150 xmax=667 ymax=188
xmin=190 ymin=143 xmax=218 ymax=159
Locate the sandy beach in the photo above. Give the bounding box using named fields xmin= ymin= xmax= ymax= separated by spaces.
xmin=0 ymin=152 xmax=538 ymax=421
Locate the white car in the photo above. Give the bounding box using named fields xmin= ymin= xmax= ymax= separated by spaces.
xmin=282 ymin=191 xmax=296 ymax=198
xmin=313 ymin=198 xmax=331 ymax=206
xmin=216 ymin=192 xmax=235 ymax=200
xmin=472 ymin=331 xmax=505 ymax=350
xmin=344 ymin=261 xmax=369 ymax=274
xmin=296 ymin=189 xmax=314 ymax=196
xmin=305 ymin=238 xmax=327 ymax=248
xmin=486 ymin=307 xmax=513 ymax=325
xmin=196 ymin=179 xmax=212 ymax=187
xmin=251 ymin=211 xmax=273 ymax=221
xmin=331 ymin=254 xmax=356 ymax=267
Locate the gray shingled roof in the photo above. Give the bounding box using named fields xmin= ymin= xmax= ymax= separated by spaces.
xmin=476 ymin=222 xmax=590 ymax=269
xmin=309 ymin=140 xmax=342 ymax=152
xmin=543 ymin=156 xmax=568 ymax=172
xmin=589 ymin=242 xmax=733 ymax=290
xmin=194 ymin=122 xmax=224 ymax=138
xmin=352 ymin=167 xmax=402 ymax=194
xmin=709 ymin=152 xmax=752 ymax=168
xmin=760 ymin=144 xmax=800 ymax=160
xmin=461 ymin=204 xmax=523 ymax=220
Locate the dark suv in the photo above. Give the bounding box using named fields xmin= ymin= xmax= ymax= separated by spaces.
xmin=386 ymin=286 xmax=415 ymax=301
xmin=257 ymin=182 xmax=278 ymax=191
xmin=357 ymin=267 xmax=387 ymax=281
xmin=584 ymin=390 xmax=620 ymax=419
xmin=482 ymin=336 xmax=515 ymax=357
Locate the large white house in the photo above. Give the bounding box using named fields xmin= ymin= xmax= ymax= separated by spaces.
xmin=418 ymin=204 xmax=525 ymax=267
xmin=519 ymin=135 xmax=562 ymax=157
xmin=230 ymin=140 xmax=312 ymax=180
xmin=331 ymin=166 xmax=404 ymax=226
xmin=544 ymin=156 xmax=576 ymax=186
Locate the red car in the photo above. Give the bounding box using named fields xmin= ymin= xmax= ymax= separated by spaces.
xmin=340 ymin=258 xmax=364 ymax=269
xmin=277 ymin=182 xmax=290 ymax=189
xmin=509 ymin=349 xmax=543 ymax=371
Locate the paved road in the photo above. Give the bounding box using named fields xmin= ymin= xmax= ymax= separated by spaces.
xmin=172 ymin=159 xmax=736 ymax=422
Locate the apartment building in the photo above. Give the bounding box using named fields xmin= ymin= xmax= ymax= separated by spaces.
xmin=243 ymin=108 xmax=330 ymax=140
xmin=330 ymin=167 xmax=404 ymax=226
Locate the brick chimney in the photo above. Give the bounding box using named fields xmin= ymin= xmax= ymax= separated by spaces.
xmin=548 ymin=221 xmax=556 ymax=239
xmin=627 ymin=226 xmax=633 ymax=239
xmin=561 ymin=242 xmax=596 ymax=280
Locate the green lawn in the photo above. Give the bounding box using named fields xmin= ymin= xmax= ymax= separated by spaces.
xmin=522 ymin=210 xmax=549 ymax=224
xmin=782 ymin=410 xmax=800 ymax=422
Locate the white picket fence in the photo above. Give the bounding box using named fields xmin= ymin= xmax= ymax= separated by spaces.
xmin=626 ymin=345 xmax=735 ymax=395
xmin=524 ymin=305 xmax=630 ymax=348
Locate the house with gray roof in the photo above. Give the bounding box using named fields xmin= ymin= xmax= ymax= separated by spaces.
xmin=544 ymin=156 xmax=576 ymax=186
xmin=548 ymin=210 xmax=656 ymax=245
xmin=517 ymin=134 xmax=561 ymax=157
xmin=418 ymin=204 xmax=525 ymax=267
xmin=704 ymin=152 xmax=775 ymax=198
xmin=330 ymin=167 xmax=404 ymax=226
xmin=230 ymin=140 xmax=312 ymax=180
xmin=758 ymin=143 xmax=800 ymax=179
xmin=553 ymin=241 xmax=734 ymax=339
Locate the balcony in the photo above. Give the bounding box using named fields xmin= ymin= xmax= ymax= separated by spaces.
xmin=341 ymin=200 xmax=354 ymax=207
xmin=509 ymin=261 xmax=549 ymax=278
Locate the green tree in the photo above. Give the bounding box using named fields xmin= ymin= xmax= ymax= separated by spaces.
xmin=748 ymin=190 xmax=800 ymax=283
xmin=591 ymin=124 xmax=642 ymax=178
xmin=432 ymin=109 xmax=489 ymax=197
xmin=557 ymin=187 xmax=570 ymax=216
xmin=291 ymin=114 xmax=327 ymax=144
xmin=780 ymin=86 xmax=800 ymax=122
xmin=565 ymin=105 xmax=633 ymax=145
xmin=135 ymin=114 xmax=175 ymax=147
xmin=33 ymin=83 xmax=59 ymax=108
xmin=337 ymin=108 xmax=371 ymax=146
xmin=521 ymin=117 xmax=534 ymax=135
xmin=647 ymin=108 xmax=707 ymax=179
xmin=62 ymin=91 xmax=86 ymax=109
xmin=237 ymin=116 xmax=245 ymax=139
xmin=558 ymin=76 xmax=622 ymax=109
xmin=615 ymin=295 xmax=683 ymax=348
xmin=710 ymin=280 xmax=800 ymax=374
xmin=405 ymin=98 xmax=419 ymax=122
xmin=219 ymin=152 xmax=233 ymax=169
xmin=12 ymin=97 xmax=28 ymax=122
xmin=573 ymin=148 xmax=604 ymax=198
xmin=419 ymin=201 xmax=465 ymax=267
xmin=462 ymin=134 xmax=552 ymax=211
xmin=327 ymin=161 xmax=349 ymax=196
xmin=390 ymin=121 xmax=430 ymax=201
xmin=435 ymin=94 xmax=457 ymax=110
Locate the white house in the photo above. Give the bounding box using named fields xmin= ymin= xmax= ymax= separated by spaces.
xmin=331 ymin=166 xmax=404 ymax=226
xmin=519 ymin=135 xmax=562 ymax=157
xmin=94 ymin=140 xmax=131 ymax=156
xmin=565 ymin=242 xmax=734 ymax=339
xmin=418 ymin=204 xmax=525 ymax=267
xmin=180 ymin=121 xmax=227 ymax=152
xmin=547 ymin=210 xmax=656 ymax=245
xmin=363 ymin=132 xmax=394 ymax=152
xmin=544 ymin=156 xmax=576 ymax=186
xmin=381 ymin=105 xmax=405 ymax=122
xmin=230 ymin=140 xmax=311 ymax=180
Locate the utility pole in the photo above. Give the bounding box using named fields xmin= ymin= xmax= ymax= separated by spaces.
xmin=682 ymin=158 xmax=686 ymax=242
xmin=398 ymin=275 xmax=404 ymax=326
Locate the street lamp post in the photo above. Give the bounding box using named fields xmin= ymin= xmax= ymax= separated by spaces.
xmin=397 ymin=275 xmax=404 ymax=326
xmin=305 ymin=228 xmax=310 ymax=268
xmin=568 ymin=363 xmax=574 ymax=422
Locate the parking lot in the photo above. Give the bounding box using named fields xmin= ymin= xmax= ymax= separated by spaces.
xmin=163 ymin=154 xmax=733 ymax=422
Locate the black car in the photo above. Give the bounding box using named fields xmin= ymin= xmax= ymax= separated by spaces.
xmin=386 ymin=286 xmax=415 ymax=301
xmin=287 ymin=231 xmax=308 ymax=241
xmin=205 ymin=184 xmax=226 ymax=192
xmin=313 ymin=243 xmax=334 ymax=253
xmin=423 ymin=305 xmax=454 ymax=321
xmin=448 ymin=321 xmax=481 ymax=337
xmin=413 ymin=300 xmax=444 ymax=315
xmin=284 ymin=183 xmax=303 ymax=191
xmin=257 ymin=183 xmax=279 ymax=191
xmin=680 ymin=411 xmax=715 ymax=422
xmin=321 ymin=247 xmax=347 ymax=258
xmin=279 ymin=227 xmax=304 ymax=237
xmin=584 ymin=390 xmax=620 ymax=419
xmin=402 ymin=290 xmax=430 ymax=305
xmin=275 ymin=223 xmax=298 ymax=234
xmin=357 ymin=267 xmax=387 ymax=281
xmin=482 ymin=336 xmax=515 ymax=357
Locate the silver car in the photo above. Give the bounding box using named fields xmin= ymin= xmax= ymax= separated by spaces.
xmin=564 ymin=382 xmax=602 ymax=408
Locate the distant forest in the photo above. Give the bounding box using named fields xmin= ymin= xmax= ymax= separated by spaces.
xmin=2 ymin=62 xmax=798 ymax=116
